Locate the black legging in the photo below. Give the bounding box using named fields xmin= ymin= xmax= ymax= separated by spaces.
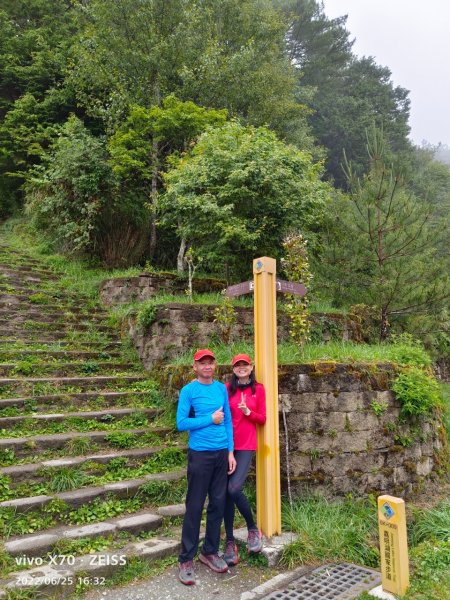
xmin=224 ymin=449 xmax=257 ymax=541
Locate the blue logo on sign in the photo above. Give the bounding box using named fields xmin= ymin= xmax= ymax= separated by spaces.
xmin=381 ymin=502 xmax=395 ymax=520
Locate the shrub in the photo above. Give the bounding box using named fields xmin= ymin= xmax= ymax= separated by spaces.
xmin=137 ymin=303 xmax=158 ymax=330
xmin=25 ymin=115 xmax=149 ymax=266
xmin=392 ymin=367 xmax=442 ymax=416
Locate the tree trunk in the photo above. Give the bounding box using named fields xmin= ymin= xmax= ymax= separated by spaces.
xmin=177 ymin=237 xmax=187 ymax=272
xmin=380 ymin=307 xmax=389 ymax=341
xmin=148 ymin=138 xmax=158 ymax=260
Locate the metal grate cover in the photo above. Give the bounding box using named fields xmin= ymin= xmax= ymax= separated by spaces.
xmin=262 ymin=562 xmax=381 ymax=600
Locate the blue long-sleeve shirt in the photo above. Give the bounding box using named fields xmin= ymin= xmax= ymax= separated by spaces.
xmin=176 ymin=379 xmax=234 ymax=452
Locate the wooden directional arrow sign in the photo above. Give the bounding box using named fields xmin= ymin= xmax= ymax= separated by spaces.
xmin=225 ymin=280 xmax=254 ymax=297
xmin=276 ymin=279 xmax=307 ymax=296
xmin=226 ymin=278 xmax=306 ymax=298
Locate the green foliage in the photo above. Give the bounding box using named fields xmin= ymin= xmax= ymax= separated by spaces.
xmin=142 ymin=448 xmax=185 ymax=472
xmin=403 ymin=540 xmax=450 ymax=600
xmin=281 ymin=233 xmax=313 ymax=346
xmin=441 ymin=384 xmax=450 ymax=445
xmin=161 ymin=121 xmax=330 ymax=277
xmin=104 ymin=432 xmax=138 ymax=449
xmin=25 ymin=116 xmax=115 ymax=252
xmin=309 ymin=314 xmax=344 ymax=343
xmin=213 ymin=295 xmax=237 ymax=344
xmin=68 ymin=497 xmax=141 ymax=525
xmin=348 ymin=304 xmax=380 ymax=344
xmin=370 ymin=399 xmax=388 ymax=417
xmin=0 ymin=449 xmax=15 ymax=466
xmin=137 ymin=303 xmax=158 ymax=330
xmin=0 ymin=545 xmax=15 ymax=575
xmin=0 ymin=0 xmax=79 ymax=216
xmin=28 ymin=292 xmax=51 ymax=305
xmin=109 ymin=96 xmax=227 ymax=183
xmin=70 ymin=0 xmax=308 ymax=141
xmin=139 ymin=479 xmax=187 ymax=505
xmin=11 ymin=360 xmax=34 ymax=376
xmin=0 ymin=507 xmax=54 ymax=537
xmin=106 ymin=457 xmax=129 ymax=473
xmin=81 ymin=361 xmax=100 ymax=375
xmin=52 ymin=535 xmax=113 ymax=557
xmin=392 ymin=367 xmax=442 ymax=416
xmin=388 ymin=334 xmax=432 ymax=368
xmin=315 ymin=129 xmax=449 ymax=340
xmin=285 ymin=1 xmax=411 ymax=185
xmin=0 ymin=475 xmax=12 ymax=501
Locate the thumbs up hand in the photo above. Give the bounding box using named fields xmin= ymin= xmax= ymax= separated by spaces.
xmin=212 ymin=406 xmax=224 ymax=424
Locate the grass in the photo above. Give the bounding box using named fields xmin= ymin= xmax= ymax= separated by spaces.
xmin=410 ymin=499 xmax=450 ymax=545
xmin=282 ymin=491 xmax=450 ymax=600
xmin=281 ymin=494 xmax=379 ymax=568
xmin=0 ymin=412 xmax=155 ymax=438
xmin=170 ymin=339 xmax=433 ymax=367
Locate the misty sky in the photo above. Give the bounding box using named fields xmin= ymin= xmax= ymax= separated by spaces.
xmin=322 ymin=0 xmax=450 ymax=148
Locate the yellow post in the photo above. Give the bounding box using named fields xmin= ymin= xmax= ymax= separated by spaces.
xmin=378 ymin=495 xmax=410 ymax=596
xmin=253 ymin=257 xmax=281 ymax=537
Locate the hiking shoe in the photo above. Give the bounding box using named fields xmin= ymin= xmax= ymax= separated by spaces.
xmin=223 ymin=540 xmax=239 ymax=566
xmin=247 ymin=528 xmax=263 ymax=553
xmin=178 ymin=560 xmax=195 ymax=585
xmin=199 ymin=553 xmax=228 ymax=573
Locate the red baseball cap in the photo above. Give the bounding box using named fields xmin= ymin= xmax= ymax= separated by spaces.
xmin=231 ymin=353 xmax=253 ymax=366
xmin=193 ymin=348 xmax=216 ymax=361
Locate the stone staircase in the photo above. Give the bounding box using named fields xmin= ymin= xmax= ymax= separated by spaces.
xmin=0 ymin=244 xmax=186 ymax=596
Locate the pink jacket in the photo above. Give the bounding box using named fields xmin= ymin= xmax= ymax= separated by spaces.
xmin=226 ymin=383 xmax=266 ymax=450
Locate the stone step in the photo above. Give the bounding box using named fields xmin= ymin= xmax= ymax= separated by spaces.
xmin=0 ymin=426 xmax=171 ymax=455
xmin=0 ymin=311 xmax=109 ymax=325
xmin=0 ymin=375 xmax=146 ymax=394
xmin=0 ymin=340 xmax=123 ymax=349
xmin=0 ymin=330 xmax=118 ymax=343
xmin=0 ymin=274 xmax=46 ymax=285
xmin=4 ymin=510 xmax=167 ymax=557
xmin=0 ymin=291 xmax=91 ymax=306
xmin=0 ymin=349 xmax=123 ymax=360
xmin=0 ymin=390 xmax=149 ymax=411
xmin=0 ymin=306 xmax=109 ymax=319
xmin=0 ymin=467 xmax=185 ymax=513
xmin=0 ymin=536 xmax=181 ymax=597
xmin=0 ymin=407 xmax=156 ymax=429
xmin=0 ymin=321 xmax=114 ymax=333
xmin=0 ymin=361 xmax=139 ymax=377
xmin=0 ymin=284 xmax=52 ymax=296
xmin=0 ymin=250 xmax=42 ymax=259
xmin=0 ymin=264 xmax=58 ymax=278
xmin=0 ymin=445 xmax=176 ymax=480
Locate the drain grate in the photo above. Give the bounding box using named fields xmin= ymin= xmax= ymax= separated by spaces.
xmin=262 ymin=562 xmax=381 ymax=600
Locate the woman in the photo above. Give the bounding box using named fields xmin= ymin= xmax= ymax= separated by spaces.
xmin=223 ymin=353 xmax=266 ymax=566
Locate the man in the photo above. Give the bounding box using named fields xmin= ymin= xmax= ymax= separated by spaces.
xmin=176 ymin=348 xmax=236 ymax=585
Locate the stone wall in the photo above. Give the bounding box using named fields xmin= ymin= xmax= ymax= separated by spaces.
xmin=434 ymin=357 xmax=450 ymax=382
xmin=122 ymin=303 xmax=357 ymax=369
xmin=100 ymin=274 xmax=226 ymax=305
xmin=157 ymin=362 xmax=446 ymax=498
